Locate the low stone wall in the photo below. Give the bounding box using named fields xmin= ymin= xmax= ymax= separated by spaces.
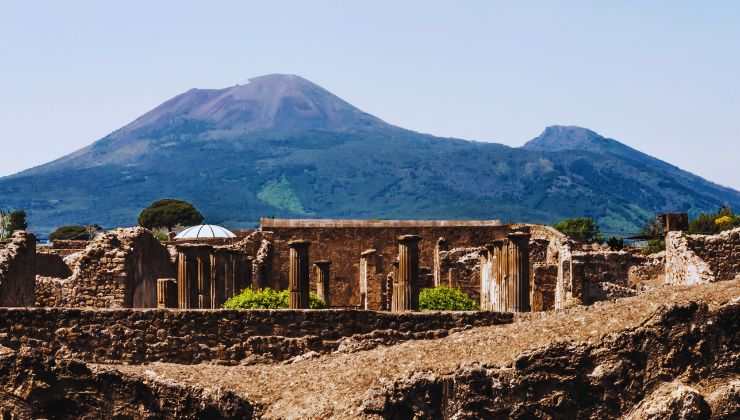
xmin=555 ymin=244 xmax=645 ymax=309
xmin=0 ymin=308 xmax=512 ymax=364
xmin=0 ymin=232 xmax=36 ymax=307
xmin=628 ymin=251 xmax=665 ymax=288
xmin=666 ymin=228 xmax=740 ymax=285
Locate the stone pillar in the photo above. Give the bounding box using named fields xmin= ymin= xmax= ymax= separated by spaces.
xmin=177 ymin=251 xmax=190 ymax=309
xmin=392 ymin=235 xmax=421 ymax=312
xmin=314 ymin=260 xmax=331 ymax=307
xmin=482 ymin=235 xmax=530 ymax=313
xmin=196 ymin=254 xmax=210 ymax=309
xmin=479 ymin=244 xmax=494 ymax=310
xmin=433 ymin=237 xmax=448 ymax=287
xmin=507 ymin=232 xmax=531 ymax=312
xmin=288 ymin=240 xmax=311 ymax=309
xmin=359 ymin=249 xmax=376 ymax=310
xmin=156 ymin=278 xmax=178 ymax=309
xmin=491 ymin=240 xmax=505 ymax=312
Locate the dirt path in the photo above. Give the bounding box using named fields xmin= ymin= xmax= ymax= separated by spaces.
xmin=106 ymin=280 xmax=740 ymax=419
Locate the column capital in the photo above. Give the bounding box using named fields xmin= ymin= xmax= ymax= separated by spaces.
xmin=288 ymin=239 xmax=311 ymax=248
xmin=398 ymin=234 xmax=421 ymax=244
xmin=313 ymin=260 xmax=332 ymax=268
xmin=507 ymin=232 xmax=531 ymax=242
xmin=360 ymin=249 xmax=377 ymax=257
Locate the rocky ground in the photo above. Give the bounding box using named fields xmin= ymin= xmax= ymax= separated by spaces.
xmin=98 ymin=280 xmax=740 ymax=419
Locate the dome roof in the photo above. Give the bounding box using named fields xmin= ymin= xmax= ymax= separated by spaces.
xmin=174 ymin=224 xmax=236 ymax=240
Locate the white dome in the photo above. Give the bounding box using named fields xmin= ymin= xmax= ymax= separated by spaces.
xmin=174 ymin=224 xmax=236 ymax=240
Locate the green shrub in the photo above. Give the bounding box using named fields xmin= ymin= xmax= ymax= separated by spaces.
xmin=642 ymin=238 xmax=665 ymax=255
xmin=689 ymin=206 xmax=740 ymax=234
xmin=606 ymin=236 xmax=624 ymax=251
xmin=50 ymin=225 xmax=91 ymax=241
xmin=223 ymin=288 xmax=326 ymax=309
xmin=553 ymin=217 xmax=603 ymax=243
xmin=419 ymin=286 xmax=477 ymax=311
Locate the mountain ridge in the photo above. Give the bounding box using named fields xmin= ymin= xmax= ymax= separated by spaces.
xmin=2 ymin=74 xmax=739 ymax=235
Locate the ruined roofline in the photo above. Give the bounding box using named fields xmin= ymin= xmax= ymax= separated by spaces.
xmin=259 ymin=218 xmax=504 ymax=229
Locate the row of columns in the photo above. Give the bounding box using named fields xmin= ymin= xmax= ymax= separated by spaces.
xmin=480 ymin=232 xmax=531 ymax=312
xmin=174 ymin=246 xmax=252 ymax=309
xmin=287 ymin=240 xmax=334 ymax=309
xmin=164 ymin=231 xmax=530 ymax=313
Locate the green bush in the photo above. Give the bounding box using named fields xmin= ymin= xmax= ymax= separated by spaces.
xmin=606 ymin=236 xmax=624 ymax=251
xmin=643 ymin=238 xmax=665 ymax=255
xmin=223 ymin=288 xmax=326 ymax=309
xmin=553 ymin=217 xmax=603 ymax=243
xmin=419 ymin=286 xmax=477 ymax=311
xmin=49 ymin=225 xmax=91 ymax=241
xmin=688 ymin=206 xmax=740 ymax=234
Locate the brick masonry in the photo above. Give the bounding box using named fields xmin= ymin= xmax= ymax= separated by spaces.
xmin=0 ymin=307 xmax=512 ymax=364
xmin=666 ymin=227 xmax=740 ymax=285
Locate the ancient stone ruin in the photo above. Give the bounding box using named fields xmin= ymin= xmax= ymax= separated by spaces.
xmin=0 ymin=215 xmax=738 ymax=418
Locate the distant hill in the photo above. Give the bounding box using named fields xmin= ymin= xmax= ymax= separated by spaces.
xmin=2 ymin=74 xmax=739 ymax=236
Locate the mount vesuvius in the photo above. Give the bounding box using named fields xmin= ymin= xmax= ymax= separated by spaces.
xmin=2 ymin=74 xmax=739 ymax=235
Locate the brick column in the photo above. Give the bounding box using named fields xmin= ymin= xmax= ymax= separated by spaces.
xmin=156 ymin=278 xmax=178 ymax=309
xmin=288 ymin=240 xmax=311 ymax=309
xmin=176 ymin=251 xmax=190 ymax=309
xmin=433 ymin=237 xmax=448 ymax=287
xmin=479 ymin=243 xmax=495 ymax=310
xmin=196 ymin=254 xmax=210 ymax=309
xmin=313 ymin=260 xmax=331 ymax=307
xmin=359 ymin=249 xmax=376 ymax=310
xmin=392 ymin=235 xmax=421 ymax=312
xmin=507 ymin=232 xmax=531 ymax=312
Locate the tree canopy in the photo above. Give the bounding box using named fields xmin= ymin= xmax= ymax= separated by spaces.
xmin=0 ymin=209 xmax=27 ymax=239
xmin=137 ymin=199 xmax=204 ymax=230
xmin=553 ymin=217 xmax=603 ymax=242
xmin=49 ymin=225 xmax=92 ymax=241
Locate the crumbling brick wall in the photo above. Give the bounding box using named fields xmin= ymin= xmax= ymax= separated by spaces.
xmin=0 ymin=307 xmax=513 ymax=364
xmin=34 ymin=228 xmax=174 ymax=308
xmin=35 ymin=249 xmax=72 ymax=278
xmin=666 ymin=228 xmax=740 ymax=285
xmin=628 ymin=251 xmax=665 ymax=288
xmin=555 ymin=241 xmax=644 ymax=309
xmin=0 ymin=232 xmax=36 ymax=307
xmin=530 ymin=263 xmax=557 ymax=311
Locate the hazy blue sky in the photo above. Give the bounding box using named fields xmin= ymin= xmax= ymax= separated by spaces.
xmin=1 ymin=1 xmax=738 ymax=188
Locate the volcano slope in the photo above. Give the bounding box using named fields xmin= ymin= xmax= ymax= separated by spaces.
xmin=100 ymin=280 xmax=740 ymax=419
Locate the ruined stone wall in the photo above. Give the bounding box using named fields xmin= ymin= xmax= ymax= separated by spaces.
xmin=530 ymin=263 xmax=557 ymax=311
xmin=260 ymin=219 xmax=513 ymax=307
xmin=438 ymin=248 xmax=483 ymax=302
xmin=35 ymin=249 xmax=72 ymax=278
xmin=628 ymin=251 xmax=665 ymax=289
xmin=666 ymin=227 xmax=740 ymax=285
xmin=555 ymin=243 xmax=644 ymax=309
xmin=0 ymin=232 xmax=36 ymax=307
xmin=0 ymin=307 xmax=512 ymax=364
xmin=34 ymin=228 xmax=174 ymax=308
xmin=48 ymin=239 xmax=89 ymax=257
